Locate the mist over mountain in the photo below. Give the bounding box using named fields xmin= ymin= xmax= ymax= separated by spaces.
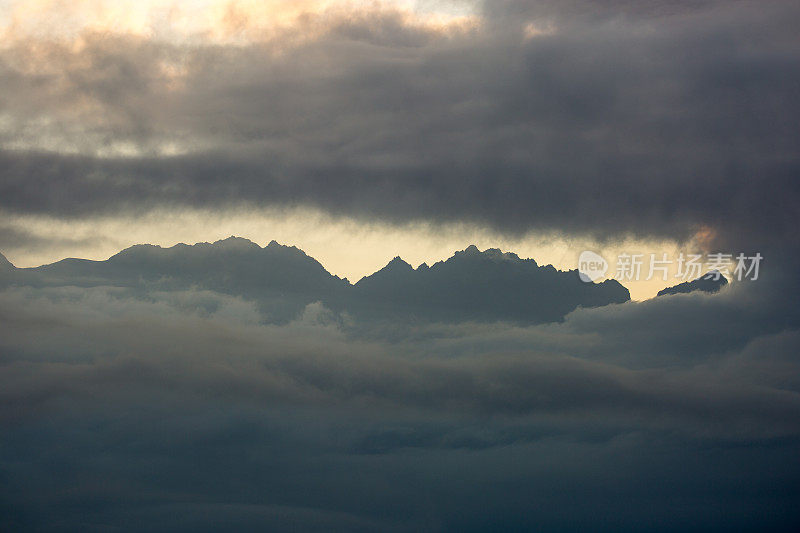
xmin=0 ymin=238 xmax=629 ymax=324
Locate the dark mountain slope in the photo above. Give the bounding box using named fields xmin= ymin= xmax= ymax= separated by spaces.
xmin=353 ymin=245 xmax=630 ymax=323
xmin=657 ymin=271 xmax=728 ymax=297
xmin=2 ymin=240 xmax=630 ymax=324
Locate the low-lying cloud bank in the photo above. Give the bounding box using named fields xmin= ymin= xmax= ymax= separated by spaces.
xmin=1 ymin=273 xmax=799 ymax=531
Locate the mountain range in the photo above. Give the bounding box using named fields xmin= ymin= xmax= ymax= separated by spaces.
xmin=656 ymin=270 xmax=728 ymax=296
xmin=0 ymin=237 xmax=721 ymax=324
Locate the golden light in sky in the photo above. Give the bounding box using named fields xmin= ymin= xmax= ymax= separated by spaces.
xmin=0 ymin=0 xmax=481 ymax=45
xmin=0 ymin=206 xmax=706 ymax=300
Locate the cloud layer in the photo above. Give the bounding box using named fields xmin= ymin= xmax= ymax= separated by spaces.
xmin=1 ymin=0 xmax=798 ymax=251
xmin=1 ymin=269 xmax=799 ymax=530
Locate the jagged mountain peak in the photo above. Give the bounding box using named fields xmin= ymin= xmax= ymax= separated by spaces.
xmin=657 ymin=270 xmax=729 ymax=297
xmin=211 ymin=236 xmax=261 ymax=250
xmin=451 ymin=245 xmax=528 ymax=264
xmin=100 ymin=237 xmax=337 ymax=291
xmin=108 ymin=243 xmax=161 ymax=260
xmin=111 ymin=237 xmax=266 ymax=261
xmin=354 ymin=256 xmax=414 ymax=289
xmin=369 ymin=256 xmax=413 ymax=275
xmin=353 ymin=244 xmax=630 ymax=323
xmin=184 ymin=236 xmax=260 ymax=253
xmin=265 ymin=239 xmax=310 ymax=258
xmin=484 ymin=247 xmax=522 ymax=262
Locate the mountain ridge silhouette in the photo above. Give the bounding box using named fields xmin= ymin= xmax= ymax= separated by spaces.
xmin=1 ymin=237 xmax=632 ymax=324
xmin=657 ymin=270 xmax=729 ymax=296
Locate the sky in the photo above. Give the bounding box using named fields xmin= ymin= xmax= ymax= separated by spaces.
xmin=1 ymin=0 xmax=798 ymax=295
xmin=1 ymin=1 xmax=800 ymax=531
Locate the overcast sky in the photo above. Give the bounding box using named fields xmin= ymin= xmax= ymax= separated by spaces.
xmin=1 ymin=1 xmax=800 ymax=531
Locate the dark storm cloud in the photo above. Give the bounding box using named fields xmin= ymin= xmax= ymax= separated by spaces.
xmin=1 ymin=280 xmax=800 ymax=530
xmin=1 ymin=0 xmax=798 ymax=249
xmin=1 ymin=283 xmax=798 ymax=437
